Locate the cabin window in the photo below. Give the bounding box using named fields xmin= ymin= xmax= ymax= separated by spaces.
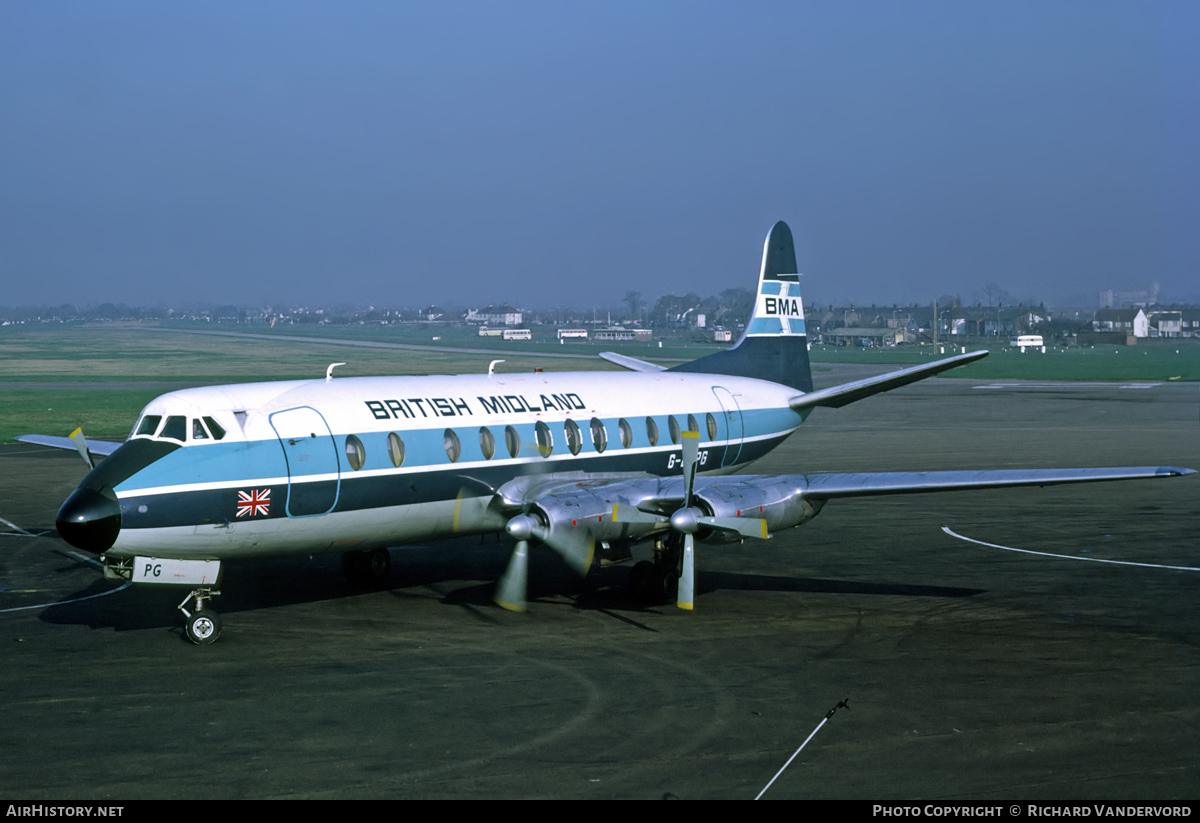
xmin=505 ymin=425 xmax=521 ymax=459
xmin=590 ymin=418 xmax=607 ymax=453
xmin=345 ymin=435 xmax=366 ymax=471
xmin=387 ymin=432 xmax=405 ymax=467
xmin=687 ymin=414 xmax=700 ymax=435
xmin=619 ymin=418 xmax=633 ymax=449
xmin=444 ymin=429 xmax=461 ymax=463
xmin=564 ymin=419 xmax=582 ymax=455
xmin=668 ymin=415 xmax=681 ymax=445
xmin=203 ymin=416 xmax=226 ymax=440
xmin=192 ymin=419 xmax=210 ymax=440
xmin=136 ymin=415 xmax=162 ymax=437
xmin=706 ymin=413 xmax=718 ymax=440
xmin=160 ymin=416 xmax=187 ymax=442
xmin=479 ymin=427 xmax=496 ymax=460
xmin=645 ymin=417 xmax=659 ymax=446
xmin=535 ymin=421 xmax=553 ymax=457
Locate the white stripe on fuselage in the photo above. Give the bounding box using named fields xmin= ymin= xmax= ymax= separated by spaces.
xmin=136 ymin=370 xmax=797 ymax=441
xmin=113 ymin=428 xmax=795 ymax=500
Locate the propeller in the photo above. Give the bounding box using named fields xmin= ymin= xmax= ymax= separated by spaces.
xmin=494 ymin=510 xmax=595 ymax=612
xmin=69 ymin=427 xmax=94 ymax=470
xmin=612 ymin=431 xmax=767 ymax=610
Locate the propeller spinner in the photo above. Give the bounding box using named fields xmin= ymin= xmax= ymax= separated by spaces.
xmin=613 ymin=431 xmax=768 ymax=610
xmin=494 ymin=511 xmax=595 ymax=612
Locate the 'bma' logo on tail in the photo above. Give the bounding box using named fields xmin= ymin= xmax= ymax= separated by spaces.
xmin=747 ymin=280 xmax=806 ymax=337
xmin=763 ymin=296 xmax=801 ymax=317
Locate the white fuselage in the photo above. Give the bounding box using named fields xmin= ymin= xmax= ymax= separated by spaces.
xmin=105 ymin=369 xmax=807 ymax=559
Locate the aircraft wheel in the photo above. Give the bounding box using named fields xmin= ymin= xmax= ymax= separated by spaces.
xmin=654 ymin=566 xmax=678 ymax=604
xmin=343 ymin=549 xmax=390 ymax=587
xmin=627 ymin=561 xmax=657 ymax=605
xmin=185 ymin=609 xmax=222 ymax=645
xmin=366 ymin=547 xmax=391 ymax=581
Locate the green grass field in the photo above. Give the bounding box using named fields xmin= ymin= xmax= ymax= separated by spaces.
xmin=160 ymin=319 xmax=723 ymax=363
xmin=808 ymin=342 xmax=1199 ymax=382
xmin=2 ymin=324 xmax=1196 ymax=442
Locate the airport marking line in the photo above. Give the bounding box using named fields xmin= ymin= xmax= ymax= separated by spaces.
xmin=0 ymin=582 xmax=131 ymax=614
xmin=942 ymin=527 xmax=1200 ymax=571
xmin=972 ymin=382 xmax=1162 ymax=390
xmin=0 ymin=516 xmax=47 ymax=538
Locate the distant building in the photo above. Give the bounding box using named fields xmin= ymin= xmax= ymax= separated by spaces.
xmin=1182 ymin=308 xmax=1200 ymax=338
xmin=1093 ymin=308 xmax=1148 ymax=338
xmin=1147 ymin=311 xmax=1182 ymax=338
xmin=464 ymin=304 xmax=523 ymax=326
xmin=822 ymin=327 xmax=907 ymax=347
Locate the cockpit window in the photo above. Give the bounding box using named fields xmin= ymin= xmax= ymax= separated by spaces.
xmin=192 ymin=419 xmax=210 ymax=440
xmin=203 ymin=417 xmax=226 ymax=441
xmin=136 ymin=415 xmax=162 ymax=437
xmin=160 ymin=416 xmax=187 ymax=442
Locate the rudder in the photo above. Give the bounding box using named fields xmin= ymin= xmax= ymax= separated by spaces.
xmin=669 ymin=221 xmax=814 ymax=392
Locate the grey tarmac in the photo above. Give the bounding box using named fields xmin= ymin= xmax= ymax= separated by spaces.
xmin=0 ymin=369 xmax=1196 ymax=799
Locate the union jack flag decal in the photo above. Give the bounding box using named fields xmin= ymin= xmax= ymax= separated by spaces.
xmin=236 ymin=488 xmax=271 ymax=518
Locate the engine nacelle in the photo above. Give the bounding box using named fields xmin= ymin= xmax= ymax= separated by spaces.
xmin=529 ymin=484 xmax=662 ymax=546
xmin=693 ymin=477 xmax=824 ymax=538
xmin=521 ymin=475 xmax=825 ymax=548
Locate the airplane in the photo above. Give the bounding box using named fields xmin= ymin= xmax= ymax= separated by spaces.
xmin=18 ymin=221 xmax=1194 ymax=644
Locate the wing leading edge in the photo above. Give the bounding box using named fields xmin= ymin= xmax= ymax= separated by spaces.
xmin=790 ymin=350 xmax=988 ymax=411
xmin=598 ymin=352 xmax=668 ymax=372
xmin=15 ymin=434 xmax=122 ymax=458
xmin=794 ymin=466 xmax=1195 ymax=499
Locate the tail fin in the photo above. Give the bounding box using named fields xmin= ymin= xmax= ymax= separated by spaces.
xmin=669 ymin=221 xmax=814 ymax=392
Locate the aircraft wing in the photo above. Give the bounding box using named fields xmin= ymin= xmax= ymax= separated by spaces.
xmin=789 ymin=350 xmax=988 ymax=411
xmin=15 ymin=434 xmax=122 ymax=458
xmin=795 ymin=466 xmax=1194 ymax=499
xmin=598 ymin=352 xmax=667 ymax=372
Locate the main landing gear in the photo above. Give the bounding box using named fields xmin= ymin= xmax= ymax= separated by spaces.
xmin=626 ymin=538 xmax=682 ymax=606
xmin=178 ymin=588 xmax=222 ymax=645
xmin=341 ymin=548 xmax=391 ymax=588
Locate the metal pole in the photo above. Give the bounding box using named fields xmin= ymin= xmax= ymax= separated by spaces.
xmin=755 ymin=699 xmax=849 ymax=799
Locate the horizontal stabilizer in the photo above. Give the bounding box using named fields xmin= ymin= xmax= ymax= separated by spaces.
xmin=790 ymin=350 xmax=987 ymax=411
xmin=599 ymin=351 xmax=667 ymax=372
xmin=796 ymin=466 xmax=1195 ymax=499
xmin=15 ymin=434 xmax=122 ymax=458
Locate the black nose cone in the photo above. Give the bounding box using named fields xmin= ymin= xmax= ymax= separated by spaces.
xmin=57 ymin=487 xmax=121 ymax=553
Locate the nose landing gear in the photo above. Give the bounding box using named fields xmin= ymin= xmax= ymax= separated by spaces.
xmin=179 ymin=588 xmax=222 ymax=645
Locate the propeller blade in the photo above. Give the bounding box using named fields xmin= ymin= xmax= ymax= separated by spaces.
xmin=69 ymin=427 xmax=94 ymax=470
xmin=677 ymin=533 xmax=695 ymax=611
xmin=494 ymin=538 xmax=529 ymax=612
xmin=452 ymin=488 xmax=465 ymax=532
xmin=542 ymin=528 xmax=595 ymax=577
xmin=698 ymin=515 xmax=769 ymax=540
xmin=681 ymin=430 xmax=699 ymax=506
xmin=611 ymin=503 xmax=668 ymax=526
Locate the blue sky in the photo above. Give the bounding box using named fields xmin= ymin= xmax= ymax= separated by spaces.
xmin=2 ymin=2 xmax=1196 ymax=308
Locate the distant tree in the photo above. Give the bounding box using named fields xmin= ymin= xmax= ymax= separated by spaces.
xmin=622 ymin=290 xmax=642 ymax=322
xmin=979 ymin=283 xmax=1010 ymax=307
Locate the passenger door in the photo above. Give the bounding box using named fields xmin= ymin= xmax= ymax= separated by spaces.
xmin=711 ymin=386 xmax=744 ymax=467
xmin=270 ymin=406 xmax=341 ymax=517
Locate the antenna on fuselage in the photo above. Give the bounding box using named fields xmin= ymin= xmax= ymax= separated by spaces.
xmin=326 ymin=363 xmax=346 ymax=381
xmin=488 ymin=360 xmax=505 ymax=376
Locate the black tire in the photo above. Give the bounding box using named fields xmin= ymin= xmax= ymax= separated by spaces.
xmin=341 ymin=550 xmax=367 ymax=581
xmin=627 ymin=561 xmax=657 ymax=605
xmin=366 ymin=547 xmax=391 ymax=582
xmin=343 ymin=549 xmax=390 ymax=587
xmin=654 ymin=566 xmax=679 ymax=604
xmin=185 ymin=609 xmax=222 ymax=645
